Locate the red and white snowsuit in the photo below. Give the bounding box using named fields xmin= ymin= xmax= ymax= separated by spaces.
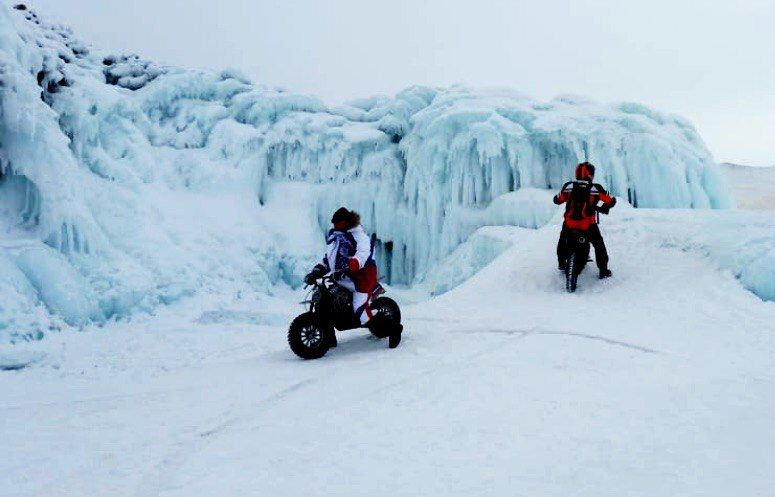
xmin=314 ymin=225 xmax=378 ymax=324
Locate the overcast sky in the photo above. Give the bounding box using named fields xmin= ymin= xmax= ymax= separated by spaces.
xmin=27 ymin=0 xmax=775 ymax=166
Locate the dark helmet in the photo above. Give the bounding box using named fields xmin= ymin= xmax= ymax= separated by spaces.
xmin=331 ymin=207 xmax=352 ymax=224
xmin=575 ymin=162 xmax=595 ymax=181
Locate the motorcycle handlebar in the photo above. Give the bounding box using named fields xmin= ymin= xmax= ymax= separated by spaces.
xmin=305 ymin=270 xmax=352 ymax=288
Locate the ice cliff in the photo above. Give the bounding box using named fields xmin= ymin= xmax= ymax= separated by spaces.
xmin=0 ymin=4 xmax=745 ymax=340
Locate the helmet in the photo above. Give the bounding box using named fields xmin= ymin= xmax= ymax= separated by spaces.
xmin=331 ymin=207 xmax=352 ymax=224
xmin=575 ymin=162 xmax=595 ymax=181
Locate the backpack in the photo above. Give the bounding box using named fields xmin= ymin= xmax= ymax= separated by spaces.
xmin=566 ymin=181 xmax=595 ymax=221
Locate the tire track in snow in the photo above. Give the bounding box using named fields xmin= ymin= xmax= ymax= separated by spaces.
xmin=362 ymin=330 xmax=531 ymax=399
xmin=132 ymin=378 xmax=315 ymax=497
xmin=453 ymin=327 xmax=660 ymax=354
xmin=198 ymin=378 xmax=314 ymax=439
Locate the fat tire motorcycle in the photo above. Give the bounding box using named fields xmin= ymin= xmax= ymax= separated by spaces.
xmin=288 ymin=273 xmax=403 ymax=360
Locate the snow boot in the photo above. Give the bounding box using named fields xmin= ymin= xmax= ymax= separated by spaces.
xmin=328 ymin=329 xmax=338 ymax=348
xmin=599 ymin=268 xmax=612 ymax=279
xmin=388 ymin=324 xmax=403 ymax=349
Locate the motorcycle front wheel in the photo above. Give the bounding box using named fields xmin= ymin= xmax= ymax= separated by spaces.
xmin=288 ymin=312 xmax=332 ymax=360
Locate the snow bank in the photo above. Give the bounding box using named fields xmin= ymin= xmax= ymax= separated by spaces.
xmin=721 ymin=163 xmax=775 ymax=211
xmin=613 ymin=208 xmax=775 ymax=301
xmin=0 ymin=4 xmax=737 ymax=339
xmin=421 ymin=226 xmax=517 ymax=296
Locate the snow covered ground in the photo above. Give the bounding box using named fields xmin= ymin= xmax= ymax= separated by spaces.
xmin=2 ymin=207 xmax=774 ymax=497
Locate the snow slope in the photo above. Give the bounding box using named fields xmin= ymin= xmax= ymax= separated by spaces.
xmin=2 ymin=207 xmax=774 ymax=497
xmin=0 ymin=4 xmax=738 ymax=338
xmin=721 ymin=163 xmax=775 ymax=210
xmin=427 ymin=202 xmax=775 ymax=301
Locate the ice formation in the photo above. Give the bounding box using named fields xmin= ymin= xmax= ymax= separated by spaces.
xmin=0 ymin=4 xmax=758 ymax=341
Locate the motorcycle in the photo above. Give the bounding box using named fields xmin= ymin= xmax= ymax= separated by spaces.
xmin=563 ymin=229 xmax=591 ymax=293
xmin=288 ymin=272 xmax=403 ymax=359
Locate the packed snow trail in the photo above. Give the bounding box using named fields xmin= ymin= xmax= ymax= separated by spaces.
xmin=2 ymin=213 xmax=774 ymax=497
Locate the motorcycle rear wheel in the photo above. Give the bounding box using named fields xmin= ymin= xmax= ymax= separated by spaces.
xmin=565 ymin=255 xmax=577 ymax=293
xmin=368 ymin=297 xmax=402 ymax=339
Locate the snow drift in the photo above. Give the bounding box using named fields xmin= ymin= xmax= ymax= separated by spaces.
xmin=1 ymin=3 xmax=762 ymax=341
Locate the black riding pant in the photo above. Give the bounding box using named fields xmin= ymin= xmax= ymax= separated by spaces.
xmin=557 ymin=224 xmax=609 ymax=270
